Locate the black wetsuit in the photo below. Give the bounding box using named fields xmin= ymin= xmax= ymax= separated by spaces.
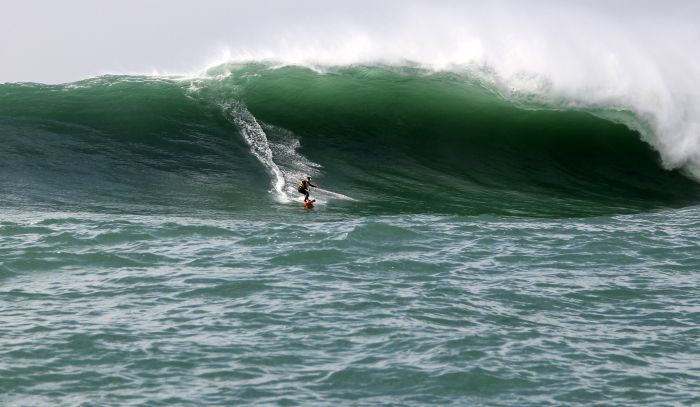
xmin=298 ymin=180 xmax=317 ymax=201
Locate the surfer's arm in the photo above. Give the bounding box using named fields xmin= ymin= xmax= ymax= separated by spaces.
xmin=310 ymin=183 xmax=318 ymax=188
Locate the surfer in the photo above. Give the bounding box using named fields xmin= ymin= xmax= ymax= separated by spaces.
xmin=297 ymin=176 xmax=318 ymax=202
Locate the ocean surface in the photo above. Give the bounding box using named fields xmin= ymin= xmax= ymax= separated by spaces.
xmin=1 ymin=64 xmax=699 ymax=406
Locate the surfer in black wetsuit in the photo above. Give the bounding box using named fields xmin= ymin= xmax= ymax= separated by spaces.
xmin=297 ymin=177 xmax=318 ymax=201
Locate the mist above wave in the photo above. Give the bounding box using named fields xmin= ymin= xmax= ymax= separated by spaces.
xmin=197 ymin=1 xmax=700 ymax=179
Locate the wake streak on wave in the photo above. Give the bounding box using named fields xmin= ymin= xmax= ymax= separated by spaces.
xmin=222 ymin=101 xmax=288 ymax=202
xmin=221 ymin=100 xmax=355 ymax=204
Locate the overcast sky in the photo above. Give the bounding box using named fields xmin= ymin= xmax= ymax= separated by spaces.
xmin=2 ymin=0 xmax=699 ymax=83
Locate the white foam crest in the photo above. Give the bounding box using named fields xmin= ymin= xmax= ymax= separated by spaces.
xmin=198 ymin=1 xmax=700 ymax=179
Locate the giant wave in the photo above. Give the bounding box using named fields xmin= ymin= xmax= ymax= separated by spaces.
xmin=1 ymin=63 xmax=699 ymax=216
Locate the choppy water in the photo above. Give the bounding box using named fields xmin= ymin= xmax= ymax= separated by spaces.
xmin=1 ymin=206 xmax=699 ymax=406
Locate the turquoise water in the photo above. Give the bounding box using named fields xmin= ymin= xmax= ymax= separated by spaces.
xmin=1 ymin=65 xmax=699 ymax=405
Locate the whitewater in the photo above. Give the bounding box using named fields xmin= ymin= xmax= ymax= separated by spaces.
xmin=206 ymin=2 xmax=700 ymax=179
xmin=1 ymin=1 xmax=699 ymax=406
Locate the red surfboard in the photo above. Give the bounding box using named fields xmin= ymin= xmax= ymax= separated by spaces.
xmin=304 ymin=199 xmax=316 ymax=209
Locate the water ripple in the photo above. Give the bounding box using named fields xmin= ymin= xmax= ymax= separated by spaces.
xmin=0 ymin=209 xmax=699 ymax=405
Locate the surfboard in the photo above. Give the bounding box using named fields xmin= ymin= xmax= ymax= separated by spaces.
xmin=304 ymin=199 xmax=316 ymax=209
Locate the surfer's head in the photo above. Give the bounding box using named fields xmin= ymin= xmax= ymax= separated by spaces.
xmin=307 ymin=176 xmax=311 ymax=181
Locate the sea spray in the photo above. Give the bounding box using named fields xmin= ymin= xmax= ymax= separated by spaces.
xmin=196 ymin=2 xmax=700 ymax=179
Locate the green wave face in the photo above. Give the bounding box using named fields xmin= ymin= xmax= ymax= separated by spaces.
xmin=1 ymin=64 xmax=699 ymax=216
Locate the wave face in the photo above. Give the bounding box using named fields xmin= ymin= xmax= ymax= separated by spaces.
xmin=1 ymin=64 xmax=699 ymax=216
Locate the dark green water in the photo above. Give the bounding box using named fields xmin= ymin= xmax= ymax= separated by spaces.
xmin=1 ymin=65 xmax=699 ymax=405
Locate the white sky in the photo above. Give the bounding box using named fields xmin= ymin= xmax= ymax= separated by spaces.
xmin=2 ymin=0 xmax=390 ymax=82
xmin=1 ymin=0 xmax=699 ymax=83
